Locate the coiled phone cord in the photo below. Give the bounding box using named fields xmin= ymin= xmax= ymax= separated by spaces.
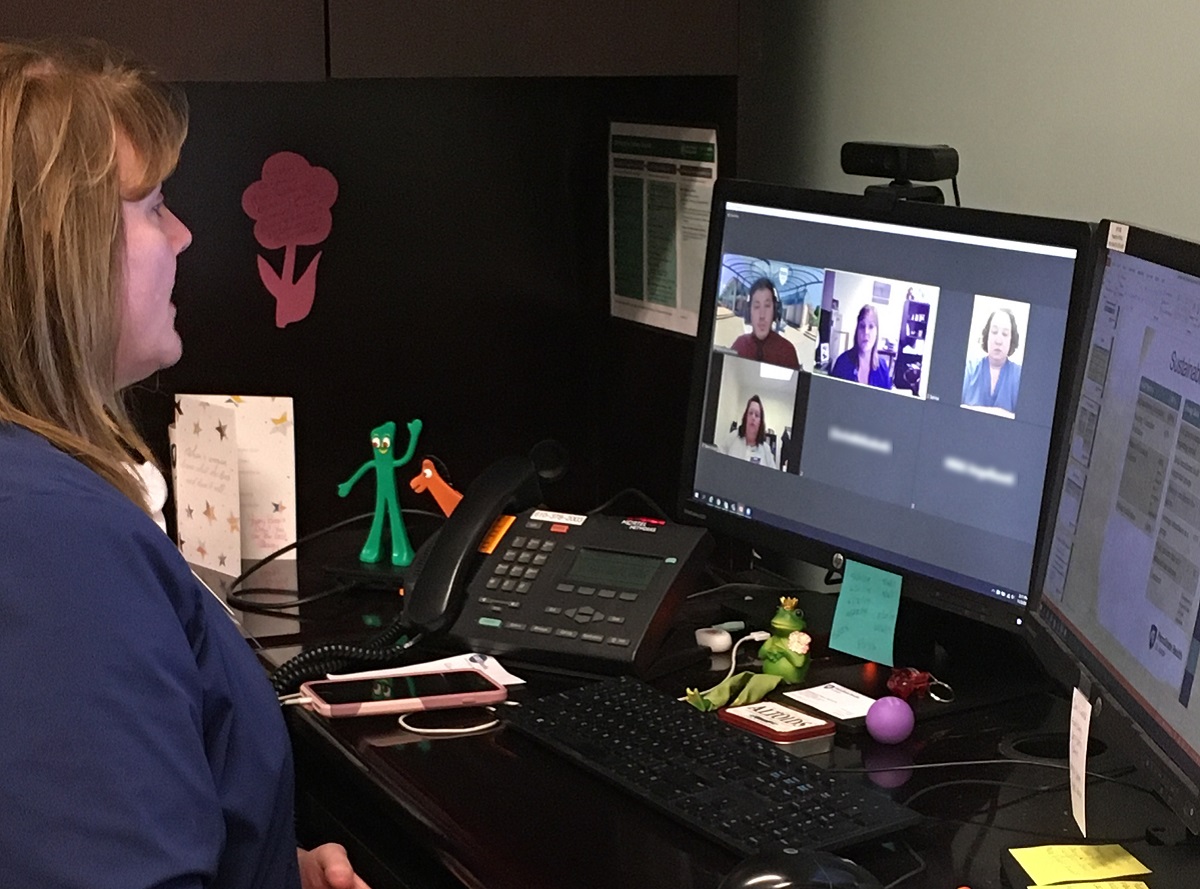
xmin=269 ymin=629 xmax=425 ymax=696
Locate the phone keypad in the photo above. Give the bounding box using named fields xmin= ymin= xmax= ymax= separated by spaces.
xmin=461 ymin=514 xmax=708 ymax=669
xmin=478 ymin=564 xmax=648 ymax=653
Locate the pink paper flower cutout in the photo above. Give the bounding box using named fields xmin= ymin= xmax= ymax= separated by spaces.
xmin=242 ymin=151 xmax=339 ymax=327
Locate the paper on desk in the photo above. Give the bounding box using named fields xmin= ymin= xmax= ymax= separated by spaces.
xmin=171 ymin=394 xmax=298 ymax=567
xmin=326 ymin=653 xmax=525 ymax=686
xmin=195 ymin=394 xmax=297 ymax=559
xmin=171 ymin=396 xmax=242 ymax=571
xmin=1028 ymin=883 xmax=1149 ymax=889
xmin=828 ymin=559 xmax=902 ymax=666
xmin=784 ymin=682 xmax=876 ymax=721
xmin=1009 ymin=844 xmax=1150 ymax=886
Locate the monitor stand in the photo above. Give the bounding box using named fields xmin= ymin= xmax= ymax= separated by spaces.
xmin=716 ymin=550 xmax=1048 ymax=725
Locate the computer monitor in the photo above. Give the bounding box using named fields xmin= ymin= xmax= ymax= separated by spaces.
xmin=678 ymin=180 xmax=1094 ymax=636
xmin=1034 ymin=220 xmax=1200 ymax=834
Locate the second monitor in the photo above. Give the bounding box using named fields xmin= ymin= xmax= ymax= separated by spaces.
xmin=680 ymin=181 xmax=1095 ymax=635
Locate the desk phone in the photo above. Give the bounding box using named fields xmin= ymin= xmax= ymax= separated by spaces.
xmin=450 ymin=508 xmax=711 ymax=674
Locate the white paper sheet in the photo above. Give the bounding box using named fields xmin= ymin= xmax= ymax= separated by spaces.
xmin=609 ymin=121 xmax=717 ymax=337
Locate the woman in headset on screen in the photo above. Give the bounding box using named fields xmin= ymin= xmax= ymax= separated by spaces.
xmin=0 ymin=38 xmax=369 ymax=889
xmin=730 ymin=277 xmax=801 ymax=369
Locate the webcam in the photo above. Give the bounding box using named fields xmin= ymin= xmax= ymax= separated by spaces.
xmin=841 ymin=141 xmax=960 ymax=205
xmin=841 ymin=142 xmax=959 ymax=182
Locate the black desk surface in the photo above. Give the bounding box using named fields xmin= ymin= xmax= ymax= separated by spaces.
xmin=210 ymin=539 xmax=1200 ymax=889
xmin=275 ymin=646 xmax=1200 ymax=889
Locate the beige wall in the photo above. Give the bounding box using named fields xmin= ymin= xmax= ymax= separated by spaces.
xmin=740 ymin=1 xmax=1200 ymax=240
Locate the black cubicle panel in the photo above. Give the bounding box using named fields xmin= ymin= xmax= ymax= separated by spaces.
xmin=128 ymin=76 xmax=737 ymax=536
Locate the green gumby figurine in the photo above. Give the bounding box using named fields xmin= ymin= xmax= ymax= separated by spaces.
xmin=758 ymin=596 xmax=813 ymax=684
xmin=337 ymin=419 xmax=422 ymax=566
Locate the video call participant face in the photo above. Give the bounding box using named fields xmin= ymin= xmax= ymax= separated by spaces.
xmin=984 ymin=310 xmax=1017 ymax=366
xmin=748 ymin=284 xmax=776 ymax=340
xmin=856 ymin=306 xmax=879 ymax=357
xmin=743 ymin=397 xmax=763 ymax=444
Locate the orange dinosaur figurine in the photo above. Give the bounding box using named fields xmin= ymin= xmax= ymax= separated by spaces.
xmin=409 ymin=459 xmax=463 ymax=517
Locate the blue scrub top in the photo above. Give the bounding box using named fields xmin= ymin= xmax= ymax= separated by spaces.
xmin=962 ymin=356 xmax=1022 ymax=414
xmin=0 ymin=424 xmax=300 ymax=889
xmin=831 ymin=348 xmax=893 ymax=390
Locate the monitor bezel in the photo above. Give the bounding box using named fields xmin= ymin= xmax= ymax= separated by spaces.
xmin=1027 ymin=219 xmax=1200 ymax=834
xmin=677 ymin=178 xmax=1096 ymax=633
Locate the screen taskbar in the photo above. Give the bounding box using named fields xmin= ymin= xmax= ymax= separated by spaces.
xmin=689 ymin=488 xmax=1028 ymax=613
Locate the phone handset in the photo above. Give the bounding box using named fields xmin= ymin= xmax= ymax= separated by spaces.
xmin=402 ymin=455 xmax=542 ymax=634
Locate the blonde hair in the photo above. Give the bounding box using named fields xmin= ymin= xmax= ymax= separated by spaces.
xmin=0 ymin=38 xmax=187 ymax=509
xmin=855 ymin=303 xmax=880 ymax=369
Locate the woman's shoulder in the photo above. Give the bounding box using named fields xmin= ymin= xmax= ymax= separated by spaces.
xmin=0 ymin=423 xmax=119 ymax=495
xmin=0 ymin=425 xmax=194 ymax=606
xmin=831 ymin=348 xmax=856 ymax=374
xmin=0 ymin=426 xmax=147 ymax=533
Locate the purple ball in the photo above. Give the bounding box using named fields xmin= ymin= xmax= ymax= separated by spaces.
xmin=865 ymin=696 xmax=915 ymax=745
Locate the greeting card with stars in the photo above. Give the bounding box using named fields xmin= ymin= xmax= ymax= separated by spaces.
xmin=170 ymin=396 xmax=242 ymax=572
xmin=170 ymin=394 xmax=298 ymax=571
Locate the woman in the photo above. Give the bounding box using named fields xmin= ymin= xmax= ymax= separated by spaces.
xmin=0 ymin=39 xmax=367 ymax=888
xmin=721 ymin=395 xmax=777 ymax=469
xmin=831 ymin=304 xmax=892 ymax=389
xmin=730 ymin=277 xmax=801 ymax=369
xmin=962 ymin=307 xmax=1022 ymax=416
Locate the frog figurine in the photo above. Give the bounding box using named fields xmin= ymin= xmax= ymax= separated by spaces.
xmin=757 ymin=596 xmax=813 ymax=684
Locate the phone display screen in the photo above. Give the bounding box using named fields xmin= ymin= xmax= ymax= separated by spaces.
xmin=563 ymin=548 xmax=662 ymax=590
xmin=310 ymin=671 xmax=497 ymax=705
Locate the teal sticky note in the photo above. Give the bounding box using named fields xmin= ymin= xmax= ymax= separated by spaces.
xmin=828 ymin=560 xmax=901 ymax=666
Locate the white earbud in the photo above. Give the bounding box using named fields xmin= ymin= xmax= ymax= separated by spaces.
xmin=694 ymin=626 xmax=733 ymax=653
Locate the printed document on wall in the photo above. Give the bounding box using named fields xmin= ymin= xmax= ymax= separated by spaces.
xmin=609 ymin=122 xmax=717 ymax=336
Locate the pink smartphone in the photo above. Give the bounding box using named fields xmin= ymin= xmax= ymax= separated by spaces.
xmin=300 ymin=667 xmax=507 ymax=718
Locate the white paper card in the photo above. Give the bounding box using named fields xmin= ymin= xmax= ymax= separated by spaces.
xmin=1107 ymin=221 xmax=1129 ymax=252
xmin=327 ymin=653 xmax=526 ymax=686
xmin=784 ymin=682 xmax=877 ymax=721
xmin=171 ymin=396 xmax=242 ymax=571
xmin=171 ymin=394 xmax=297 ymax=566
xmin=1070 ymin=686 xmax=1093 ymax=836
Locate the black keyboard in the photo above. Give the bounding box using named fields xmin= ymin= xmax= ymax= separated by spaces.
xmin=505 ymin=675 xmax=921 ymax=856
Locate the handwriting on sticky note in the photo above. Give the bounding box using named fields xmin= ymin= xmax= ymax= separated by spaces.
xmin=1009 ymin=844 xmax=1150 ymax=886
xmin=828 ymin=559 xmax=901 ymax=666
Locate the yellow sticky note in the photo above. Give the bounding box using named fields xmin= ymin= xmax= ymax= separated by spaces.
xmin=1010 ymin=844 xmax=1150 ymax=885
xmin=1029 ymin=882 xmax=1149 ymax=889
